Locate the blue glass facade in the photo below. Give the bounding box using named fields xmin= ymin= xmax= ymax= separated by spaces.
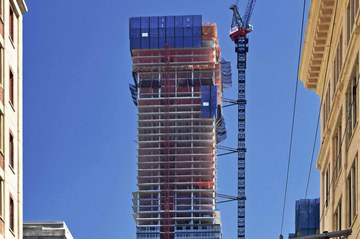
xmin=288 ymin=198 xmax=320 ymax=238
xmin=129 ymin=15 xmax=202 ymax=50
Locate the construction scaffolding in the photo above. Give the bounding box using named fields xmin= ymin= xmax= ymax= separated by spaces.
xmin=130 ymin=16 xmax=225 ymax=239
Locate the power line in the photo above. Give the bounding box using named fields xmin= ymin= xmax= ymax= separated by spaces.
xmin=280 ymin=0 xmax=308 ymax=236
xmin=291 ymin=0 xmax=340 ymax=236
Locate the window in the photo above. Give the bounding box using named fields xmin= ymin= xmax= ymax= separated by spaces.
xmin=347 ymin=156 xmax=357 ymax=227
xmin=8 ymin=5 xmax=13 ymax=41
xmin=333 ymin=32 xmax=343 ymax=94
xmin=347 ymin=3 xmax=351 ymax=43
xmin=352 ymin=77 xmax=358 ymax=129
xmin=325 ymin=164 xmax=330 ymax=207
xmin=0 ymin=178 xmax=3 ymax=219
xmin=351 ymin=0 xmax=358 ymax=32
xmin=9 ymin=195 xmax=14 ymax=232
xmin=346 ymin=87 xmax=353 ymax=142
xmin=9 ymin=69 xmax=13 ymax=105
xmin=346 ymin=57 xmax=359 ymax=145
xmin=0 ymin=0 xmax=2 ymax=19
xmin=9 ymin=132 xmax=13 ymax=169
xmin=333 ymin=115 xmax=342 ymax=179
xmin=0 ymin=48 xmax=3 ymax=86
xmin=334 ymin=200 xmax=342 ymax=238
xmin=323 ymin=83 xmax=331 ymax=131
xmin=0 ymin=113 xmax=2 ymax=153
xmin=347 ymin=0 xmax=360 ymax=43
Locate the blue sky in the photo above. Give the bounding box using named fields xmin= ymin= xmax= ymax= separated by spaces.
xmin=23 ymin=0 xmax=320 ymax=238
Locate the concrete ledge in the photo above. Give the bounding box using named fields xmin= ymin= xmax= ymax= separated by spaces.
xmin=23 ymin=222 xmax=74 ymax=239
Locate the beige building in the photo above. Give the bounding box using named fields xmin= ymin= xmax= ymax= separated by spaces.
xmin=300 ymin=0 xmax=360 ymax=237
xmin=0 ymin=0 xmax=27 ymax=238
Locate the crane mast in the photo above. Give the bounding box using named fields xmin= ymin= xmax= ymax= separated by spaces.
xmin=229 ymin=1 xmax=255 ymax=238
xmin=235 ymin=34 xmax=247 ymax=239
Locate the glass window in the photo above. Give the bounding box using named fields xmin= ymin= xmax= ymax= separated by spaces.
xmin=347 ymin=156 xmax=357 ymax=227
xmin=9 ymin=5 xmax=13 ymax=41
xmin=0 ymin=113 xmax=2 ymax=152
xmin=0 ymin=0 xmax=2 ymax=19
xmin=0 ymin=48 xmax=3 ymax=86
xmin=0 ymin=178 xmax=3 ymax=218
xmin=346 ymin=57 xmax=359 ymax=145
xmin=9 ymin=69 xmax=13 ymax=105
xmin=333 ymin=115 xmax=342 ymax=179
xmin=325 ymin=165 xmax=330 ymax=207
xmin=9 ymin=195 xmax=14 ymax=231
xmin=9 ymin=132 xmax=13 ymax=168
xmin=334 ymin=200 xmax=342 ymax=238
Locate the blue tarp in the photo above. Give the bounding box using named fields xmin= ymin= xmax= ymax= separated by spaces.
xmin=201 ymin=85 xmax=217 ymax=118
xmin=129 ymin=84 xmax=138 ymax=106
xmin=221 ymin=58 xmax=232 ymax=89
xmin=216 ymin=116 xmax=227 ymax=143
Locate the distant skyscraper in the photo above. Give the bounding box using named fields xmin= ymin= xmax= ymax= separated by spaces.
xmin=0 ymin=0 xmax=27 ymax=238
xmin=129 ymin=15 xmax=227 ymax=239
xmin=23 ymin=222 xmax=74 ymax=239
xmin=288 ymin=199 xmax=320 ymax=238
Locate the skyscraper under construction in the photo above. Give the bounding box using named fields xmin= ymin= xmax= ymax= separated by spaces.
xmin=129 ymin=15 xmax=229 ymax=239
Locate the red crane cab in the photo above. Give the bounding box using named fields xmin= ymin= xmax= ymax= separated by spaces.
xmin=229 ymin=24 xmax=253 ymax=41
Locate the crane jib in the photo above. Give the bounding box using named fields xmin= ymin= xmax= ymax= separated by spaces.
xmin=243 ymin=0 xmax=256 ymax=26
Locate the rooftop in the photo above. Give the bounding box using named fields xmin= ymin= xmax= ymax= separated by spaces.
xmin=23 ymin=222 xmax=74 ymax=239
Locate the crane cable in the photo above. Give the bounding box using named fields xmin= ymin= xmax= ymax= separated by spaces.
xmin=279 ymin=0 xmax=308 ymax=237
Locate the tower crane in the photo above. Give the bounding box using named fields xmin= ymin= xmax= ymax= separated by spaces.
xmin=229 ymin=1 xmax=256 ymax=238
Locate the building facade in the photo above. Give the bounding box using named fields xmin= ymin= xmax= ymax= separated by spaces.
xmin=0 ymin=0 xmax=26 ymax=238
xmin=300 ymin=0 xmax=360 ymax=237
xmin=23 ymin=222 xmax=74 ymax=239
xmin=129 ymin=15 xmax=226 ymax=239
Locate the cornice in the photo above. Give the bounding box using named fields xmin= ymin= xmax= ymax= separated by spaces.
xmin=299 ymin=0 xmax=335 ymax=93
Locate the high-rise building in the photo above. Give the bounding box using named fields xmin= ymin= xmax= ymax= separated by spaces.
xmin=129 ymin=15 xmax=227 ymax=239
xmin=0 ymin=0 xmax=27 ymax=238
xmin=23 ymin=222 xmax=74 ymax=239
xmin=299 ymin=0 xmax=359 ymax=237
xmin=288 ymin=198 xmax=320 ymax=238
